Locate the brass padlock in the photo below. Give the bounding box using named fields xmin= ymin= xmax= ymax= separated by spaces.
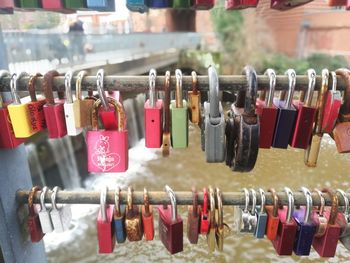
xmin=75 ymin=70 xmax=94 ymax=128
xmin=207 ymin=186 xmax=216 ymax=252
xmin=125 ymin=187 xmax=143 ymax=241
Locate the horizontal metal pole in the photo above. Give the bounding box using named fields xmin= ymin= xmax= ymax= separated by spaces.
xmin=0 ymin=75 xmax=347 ymax=92
xmin=16 ymin=189 xmax=350 ymax=207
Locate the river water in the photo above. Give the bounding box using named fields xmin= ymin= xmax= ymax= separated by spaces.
xmin=45 ymin=124 xmax=350 ymax=263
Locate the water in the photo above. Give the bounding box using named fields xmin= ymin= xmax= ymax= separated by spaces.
xmin=45 ymin=124 xmax=350 ymax=262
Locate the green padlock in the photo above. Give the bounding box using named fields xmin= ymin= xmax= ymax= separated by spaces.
xmin=172 ymin=0 xmax=191 ymax=8
xmin=170 ymin=69 xmax=188 ymax=148
xmin=63 ymin=0 xmax=87 ymax=9
xmin=16 ymin=0 xmax=42 ymax=8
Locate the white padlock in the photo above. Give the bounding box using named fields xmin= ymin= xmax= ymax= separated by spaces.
xmin=38 ymin=186 xmax=53 ymax=233
xmin=50 ymin=186 xmax=72 ymax=232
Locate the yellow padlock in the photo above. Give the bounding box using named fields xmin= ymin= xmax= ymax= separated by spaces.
xmin=8 ymin=72 xmax=36 ymax=138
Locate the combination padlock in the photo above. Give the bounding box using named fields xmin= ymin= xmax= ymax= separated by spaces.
xmin=0 ymin=0 xmax=14 ymax=13
xmin=86 ymin=0 xmax=115 ymax=11
xmin=162 ymin=71 xmax=171 ymax=157
xmin=158 ymin=185 xmax=183 ymax=254
xmin=49 ymin=187 xmax=72 ymax=233
xmin=38 ymin=187 xmax=53 ymax=234
xmin=187 ymin=188 xmax=200 ymax=244
xmin=126 ymin=0 xmax=149 ymax=13
xmin=203 ymin=66 xmax=225 ymax=162
xmin=125 ymin=187 xmax=143 ymax=241
xmin=170 ymin=69 xmax=188 ymax=148
xmin=63 ymin=71 xmax=83 ymax=136
xmin=97 ymin=186 xmax=115 ymax=254
xmin=255 ymin=189 xmax=268 ymax=238
xmin=188 ymin=71 xmax=201 ymax=125
xmin=144 ymin=69 xmax=163 ymax=148
xmin=27 ymin=186 xmax=44 ymax=242
xmin=114 ymin=187 xmax=126 ymax=243
xmin=142 ymin=188 xmax=154 ymax=241
xmin=265 ymin=189 xmax=280 ymax=240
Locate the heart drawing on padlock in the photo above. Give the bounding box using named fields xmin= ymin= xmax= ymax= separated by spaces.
xmin=91 ymin=135 xmax=121 ymax=172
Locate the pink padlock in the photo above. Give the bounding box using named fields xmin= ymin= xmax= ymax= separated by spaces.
xmin=0 ymin=0 xmax=14 ymax=13
xmin=144 ymin=69 xmax=163 ymax=148
xmin=41 ymin=0 xmax=74 ymax=13
xmin=87 ymin=97 xmax=128 ymax=173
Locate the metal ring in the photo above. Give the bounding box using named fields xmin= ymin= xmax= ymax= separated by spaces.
xmin=301 ymin=187 xmax=312 ymax=223
xmin=100 ymin=186 xmax=107 ymax=222
xmin=242 ymin=65 xmax=258 ymax=115
xmin=337 ymin=189 xmax=349 ymax=220
xmin=208 ymin=65 xmax=220 ymax=118
xmin=208 ymin=186 xmax=215 ymax=223
xmin=243 ymin=188 xmax=249 ymax=213
xmin=165 ymin=185 xmax=177 ymax=221
xmin=305 ymin=69 xmax=316 ymax=106
xmin=40 ymin=186 xmax=49 ymax=212
xmin=250 ymin=189 xmax=257 ymax=215
xmin=284 ymin=187 xmax=294 ymax=223
xmin=114 ymin=186 xmax=121 ymax=217
xmin=314 ymin=189 xmax=325 ymax=216
xmin=51 ymin=186 xmax=60 ymax=211
xmin=149 ymin=69 xmax=156 ymax=108
xmin=28 ymin=186 xmax=41 ymax=215
xmin=268 ymin=188 xmax=278 ymax=217
xmin=264 ymin=69 xmax=276 ymax=107
xmin=96 ymin=69 xmax=109 ymax=110
xmin=285 ymin=69 xmax=296 ymax=109
xmin=259 ymin=188 xmax=266 ymax=214
xmin=175 ymin=69 xmax=183 ymax=108
xmin=65 ymin=71 xmax=73 ymax=103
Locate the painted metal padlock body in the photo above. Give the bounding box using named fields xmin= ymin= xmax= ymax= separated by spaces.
xmin=73 ymin=99 xmax=93 ymax=129
xmin=192 ymin=0 xmax=214 ymax=9
xmin=16 ymin=0 xmax=42 ymax=8
xmin=41 ymin=0 xmax=75 ymax=13
xmin=271 ymin=0 xmax=312 ymax=10
xmin=327 ymin=0 xmax=346 ymax=6
xmin=204 ymin=101 xmax=225 ymax=162
xmin=27 ymin=207 xmax=45 ymax=242
xmin=188 ymin=91 xmax=200 ymax=124
xmin=64 ymin=103 xmax=83 ymax=136
xmin=43 ymin=103 xmax=67 ymax=138
xmin=187 ymin=206 xmax=200 ymax=244
xmin=265 ymin=206 xmax=280 ymax=240
xmin=0 ymin=107 xmax=25 ymax=148
xmin=225 ymin=0 xmax=258 ymax=9
xmin=126 ymin=0 xmax=149 ymax=12
xmin=170 ymin=100 xmax=188 ymax=148
xmin=142 ymin=205 xmax=154 ymax=241
xmin=255 ymin=207 xmax=268 ymax=239
xmin=144 ymin=99 xmax=163 ymax=148
xmin=125 ymin=206 xmax=143 ymax=241
xmin=289 ymin=101 xmax=316 ymax=149
xmin=0 ymin=0 xmax=14 ymax=13
xmin=322 ymin=91 xmax=342 ymax=133
xmin=148 ymin=0 xmax=170 ymax=7
xmin=8 ymin=103 xmax=36 ymax=138
xmin=97 ymin=204 xmax=115 ymax=254
xmin=99 ymin=107 xmax=119 ymax=130
xmin=293 ymin=207 xmax=316 ymax=256
xmin=272 ymin=206 xmax=297 ymax=255
xmin=255 ymin=98 xmax=278 ymax=148
xmin=87 ymin=0 xmax=115 ymax=10
xmin=173 ymin=0 xmax=191 ymax=7
xmin=38 ymin=208 xmax=53 ymax=234
xmin=158 ymin=205 xmax=183 ymax=254
xmin=50 ymin=205 xmax=72 ymax=233
xmin=87 ymin=130 xmax=128 ymax=173
xmin=62 ymin=0 xmax=87 ymax=9
xmin=27 ymin=99 xmax=46 ymax=132
xmin=114 ymin=205 xmax=126 ymax=243
xmin=336 ymin=212 xmax=350 ymax=250
xmin=333 ymin=122 xmax=350 ymax=153
xmin=272 ymin=99 xmax=297 ymax=149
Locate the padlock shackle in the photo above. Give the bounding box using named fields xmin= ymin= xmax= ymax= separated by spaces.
xmin=163 ymin=71 xmax=171 ymax=133
xmin=202 ymin=187 xmax=208 ymax=216
xmin=28 ymin=186 xmax=41 ymax=216
xmin=51 ymin=186 xmax=60 ymax=211
xmin=322 ymin=188 xmax=338 ymax=225
xmin=300 ymin=187 xmax=312 ymax=223
xmin=191 ymin=187 xmax=198 ymax=218
xmin=28 ymin=73 xmax=42 ymax=102
xmin=284 ymin=69 xmax=296 ymax=109
xmin=191 ymin=71 xmax=198 ymax=95
xmin=127 ymin=187 xmax=133 ymax=211
xmin=336 ymin=189 xmax=349 ymax=220
xmin=65 ymin=71 xmax=74 ymax=104
xmin=175 ymin=69 xmax=183 ymax=108
xmin=250 ymin=189 xmax=257 ymax=215
xmin=100 ymin=186 xmax=107 ymax=223
xmin=305 ymin=69 xmax=316 ymax=107
xmin=335 ymin=68 xmax=350 ymax=115
xmin=259 ymin=188 xmax=266 ymax=214
xmin=114 ymin=187 xmax=121 ymax=217
xmin=331 ymin=71 xmax=337 ymax=92
xmin=40 ymin=186 xmax=49 ymax=213
xmin=284 ymin=187 xmax=294 ymax=223
xmin=43 ymin=70 xmax=59 ymax=105
xmin=314 ymin=69 xmax=329 ymax=134
xmin=165 ymin=185 xmax=177 ymax=221
xmin=76 ymin=70 xmax=87 ymax=101
xmin=216 ymin=188 xmax=223 ymax=228
xmin=208 ymin=66 xmax=220 ymax=118
xmin=242 ymin=66 xmax=258 ymax=116
xmin=149 ymin=69 xmax=157 ymax=108
xmin=264 ymin=69 xmax=276 ymax=107
xmin=11 ymin=72 xmax=29 ymax=105
xmin=268 ymin=188 xmax=278 ymax=216
xmin=144 ymin=188 xmax=150 ymax=216
xmin=0 ymin=70 xmax=10 ymax=108
xmin=243 ymin=188 xmax=249 ymax=213
xmin=208 ymin=186 xmax=215 ymax=223
xmin=314 ymin=189 xmax=325 ymax=217
xmin=96 ymin=69 xmax=110 ymax=111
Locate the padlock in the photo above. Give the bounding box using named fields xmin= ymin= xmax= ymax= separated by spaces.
xmin=173 ymin=0 xmax=191 ymax=8
xmin=62 ymin=0 xmax=87 ymax=9
xmin=87 ymin=97 xmax=128 ymax=173
xmin=272 ymin=187 xmax=297 ymax=256
xmin=144 ymin=69 xmax=163 ymax=148
xmin=256 ymin=69 xmax=278 ymax=148
xmin=225 ymin=0 xmax=258 ymax=9
xmin=290 ymin=69 xmax=317 ymax=149
xmin=335 ymin=189 xmax=350 ymax=250
xmin=272 ymin=69 xmax=297 ymax=149
xmin=125 ymin=187 xmax=143 ymax=241
xmin=170 ymin=69 xmax=188 ymax=148
xmin=230 ymin=66 xmax=259 ymax=172
xmin=333 ymin=69 xmax=350 ymax=153
xmin=312 ymin=189 xmax=341 ymax=257
xmin=293 ymin=187 xmax=316 ymax=255
xmin=233 ymin=188 xmax=251 ymax=234
xmin=63 ymin=71 xmax=83 ymax=136
xmin=84 ymin=88 xmax=98 ymax=129
xmin=265 ymin=188 xmax=280 ymax=240
xmin=322 ymin=71 xmax=341 ymax=134
xmin=271 ymin=0 xmax=312 ymax=10
xmin=200 ymin=187 xmax=210 ymax=234
xmin=27 ymin=186 xmax=45 ymax=242
xmin=15 ymin=0 xmax=42 ymax=8
xmin=0 ymin=71 xmax=25 ymax=148
xmin=192 ymin=0 xmax=214 ymax=9
xmin=114 ymin=187 xmax=126 ymax=243
xmin=215 ymin=188 xmax=224 ymax=251
xmin=0 ymin=0 xmax=14 ymax=13
xmin=187 ymin=188 xmax=200 ymax=244
xmin=97 ymin=186 xmax=115 ymax=254
xmin=158 ymin=185 xmax=183 ymax=254
xmin=142 ymin=188 xmax=154 ymax=241
xmin=327 ymin=0 xmax=346 ymax=6
xmin=248 ymin=189 xmax=258 ymax=234
xmin=255 ymin=188 xmax=268 ymax=238
xmin=126 ymin=0 xmax=149 ymax=12
xmin=38 ymin=187 xmax=53 ymax=234
xmin=162 ymin=71 xmax=171 ymax=157
xmin=43 ymin=70 xmax=67 ymax=138
xmin=147 ymin=0 xmax=170 ymax=7
xmin=207 ymin=186 xmax=216 ymax=252
xmin=8 ymin=72 xmax=37 ymax=138
xmin=49 ymin=187 xmax=72 ymax=233
xmin=311 ymin=189 xmax=328 ymax=238
xmin=41 ymin=0 xmax=74 ymax=13
xmin=304 ymin=69 xmax=329 ymax=167
xmin=204 ymin=66 xmax=225 ymax=162
xmin=86 ymin=0 xmax=115 ymax=11
xmin=188 ymin=71 xmax=201 ymax=125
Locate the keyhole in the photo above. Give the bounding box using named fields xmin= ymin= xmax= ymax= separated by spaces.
xmin=151 ymin=119 xmax=155 ymax=123
xmin=192 ymin=106 xmax=196 ymax=110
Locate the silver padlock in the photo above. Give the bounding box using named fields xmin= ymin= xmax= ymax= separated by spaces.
xmin=63 ymin=71 xmax=83 ymax=136
xmin=233 ymin=188 xmax=251 ymax=233
xmin=204 ymin=66 xmax=226 ymax=162
xmin=337 ymin=189 xmax=350 ymax=250
xmin=248 ymin=189 xmax=257 ymax=234
xmin=50 ymin=186 xmax=72 ymax=232
xmin=38 ymin=186 xmax=53 ymax=233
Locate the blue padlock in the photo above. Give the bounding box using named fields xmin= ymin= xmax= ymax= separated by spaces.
xmin=87 ymin=0 xmax=115 ymax=11
xmin=114 ymin=188 xmax=126 ymax=244
xmin=126 ymin=0 xmax=149 ymax=13
xmin=148 ymin=0 xmax=170 ymax=8
xmin=254 ymin=189 xmax=268 ymax=239
xmin=293 ymin=187 xmax=316 ymax=256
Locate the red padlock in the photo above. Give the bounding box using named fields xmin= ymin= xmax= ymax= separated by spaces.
xmin=142 ymin=188 xmax=154 ymax=241
xmin=43 ymin=70 xmax=67 ymax=138
xmin=97 ymin=186 xmax=115 ymax=254
xmin=290 ymin=69 xmax=317 ymax=149
xmin=87 ymin=97 xmax=128 ymax=173
xmin=27 ymin=73 xmax=46 ymax=132
xmin=322 ymin=71 xmax=342 ymax=133
xmin=200 ymin=187 xmax=210 ymax=234
xmin=41 ymin=0 xmax=74 ymax=13
xmin=225 ymin=0 xmax=258 ymax=9
xmin=271 ymin=0 xmax=312 ymax=10
xmin=145 ymin=69 xmax=163 ymax=148
xmin=327 ymin=0 xmax=346 ymax=6
xmin=265 ymin=189 xmax=280 ymax=240
xmin=0 ymin=71 xmax=25 ymax=148
xmin=272 ymin=187 xmax=297 ymax=255
xmin=187 ymin=187 xmax=200 ymax=244
xmin=192 ymin=0 xmax=214 ymax=9
xmin=256 ymin=69 xmax=278 ymax=148
xmin=0 ymin=0 xmax=14 ymax=13
xmin=27 ymin=186 xmax=45 ymax=242
xmin=312 ymin=189 xmax=341 ymax=257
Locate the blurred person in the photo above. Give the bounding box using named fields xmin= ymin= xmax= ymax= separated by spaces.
xmin=68 ymin=16 xmax=85 ymax=62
